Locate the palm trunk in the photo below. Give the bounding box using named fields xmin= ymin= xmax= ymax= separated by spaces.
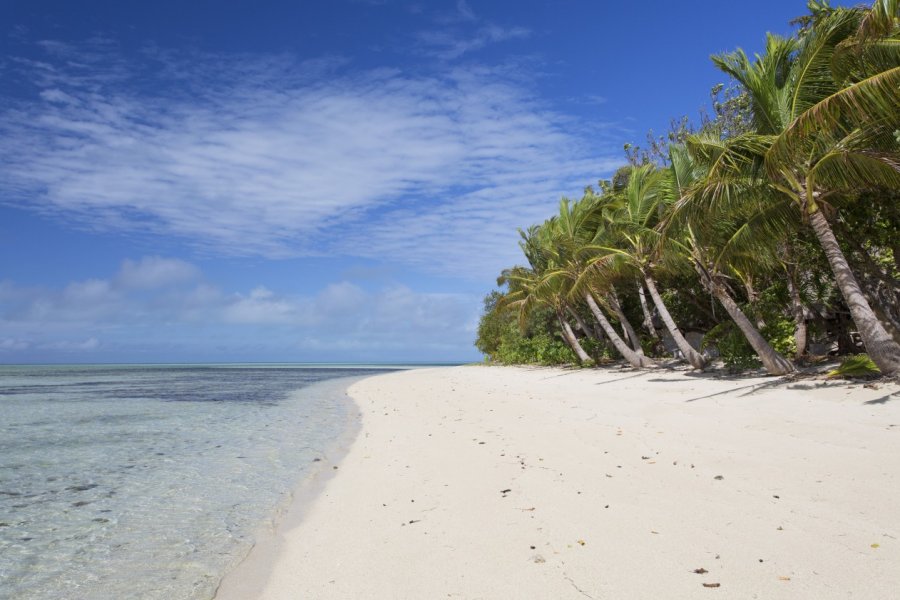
xmin=710 ymin=281 xmax=795 ymax=375
xmin=569 ymin=309 xmax=615 ymax=354
xmin=871 ymin=303 xmax=900 ymax=346
xmin=637 ymin=282 xmax=660 ymax=339
xmin=741 ymin=275 xmax=766 ymax=330
xmin=785 ymin=271 xmax=808 ymax=359
xmin=644 ymin=274 xmax=708 ymax=369
xmin=836 ymin=222 xmax=900 ymax=345
xmin=693 ymin=259 xmax=794 ymax=375
xmin=591 ymin=320 xmax=606 ymax=342
xmin=558 ymin=312 xmax=591 ymax=363
xmin=608 ymin=288 xmax=644 ymax=354
xmin=567 ymin=308 xmax=596 ymax=341
xmin=584 ymin=292 xmax=655 ymax=368
xmin=808 ymin=210 xmax=900 ymax=376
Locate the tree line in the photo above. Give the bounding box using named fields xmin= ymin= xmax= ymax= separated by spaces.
xmin=475 ymin=0 xmax=900 ymax=377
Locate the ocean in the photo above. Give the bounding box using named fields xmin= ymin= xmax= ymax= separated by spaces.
xmin=0 ymin=363 xmax=407 ymax=600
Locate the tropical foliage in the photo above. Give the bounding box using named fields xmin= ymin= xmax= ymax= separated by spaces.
xmin=826 ymin=354 xmax=881 ymax=378
xmin=476 ymin=0 xmax=900 ymax=376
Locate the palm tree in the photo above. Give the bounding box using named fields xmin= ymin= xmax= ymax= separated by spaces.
xmin=595 ymin=164 xmax=709 ymax=369
xmin=707 ymin=3 xmax=900 ymax=374
xmin=499 ymin=263 xmax=593 ymax=364
xmin=783 ymin=242 xmax=812 ymax=358
xmin=504 ymin=223 xmax=602 ymax=364
xmin=540 ymin=198 xmax=656 ymax=368
xmin=665 ymin=143 xmax=797 ymax=375
xmin=636 ymin=280 xmax=661 ymax=341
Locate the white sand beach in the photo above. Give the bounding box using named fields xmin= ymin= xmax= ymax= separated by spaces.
xmin=216 ymin=365 xmax=900 ymax=599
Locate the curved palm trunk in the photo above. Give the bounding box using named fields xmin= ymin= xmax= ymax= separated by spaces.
xmin=785 ymin=271 xmax=808 ymax=359
xmin=643 ymin=275 xmax=708 ymax=369
xmin=711 ymin=282 xmax=795 ymax=375
xmin=575 ymin=307 xmax=616 ymax=356
xmin=637 ymin=283 xmax=660 ymax=339
xmin=872 ymin=304 xmax=900 ymax=346
xmin=584 ymin=292 xmax=655 ymax=368
xmin=557 ymin=312 xmax=591 ymax=363
xmin=591 ymin=320 xmax=607 ymax=342
xmin=839 ymin=230 xmax=900 ymax=345
xmin=567 ymin=308 xmax=596 ymax=341
xmin=608 ymin=289 xmax=644 ymax=355
xmin=809 ymin=210 xmax=900 ymax=375
xmin=741 ymin=275 xmax=766 ymax=330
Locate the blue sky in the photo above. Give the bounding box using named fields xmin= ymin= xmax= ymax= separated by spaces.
xmin=0 ymin=0 xmax=849 ymax=363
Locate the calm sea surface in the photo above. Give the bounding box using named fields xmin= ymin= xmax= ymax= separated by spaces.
xmin=0 ymin=364 xmax=408 ymax=600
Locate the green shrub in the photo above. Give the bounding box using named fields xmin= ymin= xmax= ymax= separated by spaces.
xmin=761 ymin=316 xmax=797 ymax=358
xmin=474 ymin=291 xmax=510 ymax=357
xmin=640 ymin=335 xmax=663 ymax=357
xmin=579 ymin=336 xmax=611 ymax=362
xmin=491 ymin=329 xmax=577 ymax=365
xmin=475 ymin=291 xmax=581 ymax=366
xmin=702 ymin=321 xmax=760 ymax=371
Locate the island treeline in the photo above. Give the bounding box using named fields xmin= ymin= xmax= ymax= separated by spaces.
xmin=475 ymin=0 xmax=900 ymax=376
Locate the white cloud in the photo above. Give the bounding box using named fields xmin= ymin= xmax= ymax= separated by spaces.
xmin=62 ymin=279 xmax=114 ymax=303
xmin=40 ymin=337 xmax=101 ymax=351
xmin=0 ymin=338 xmax=31 ymax=351
xmin=0 ymin=44 xmax=617 ymax=281
xmin=38 ymin=88 xmax=77 ymax=104
xmin=223 ymin=286 xmax=302 ymax=324
xmin=0 ymin=260 xmax=480 ymax=359
xmin=116 ymin=256 xmax=199 ymax=289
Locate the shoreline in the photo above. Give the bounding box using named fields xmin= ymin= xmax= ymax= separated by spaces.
xmin=215 ymin=365 xmax=900 ymax=599
xmin=214 ymin=375 xmax=365 ymax=600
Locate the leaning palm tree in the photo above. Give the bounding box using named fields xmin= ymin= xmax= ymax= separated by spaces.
xmin=595 ymin=164 xmax=709 ymax=369
xmin=540 ymin=198 xmax=656 ymax=368
xmin=498 ymin=263 xmax=593 ymax=364
xmin=665 ymin=143 xmax=797 ymax=375
xmin=706 ymin=2 xmax=900 ymax=374
xmin=501 ymin=223 xmax=598 ymax=364
xmin=545 ymin=193 xmax=645 ymax=354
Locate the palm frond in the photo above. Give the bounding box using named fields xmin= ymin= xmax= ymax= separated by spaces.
xmin=712 ymin=196 xmax=800 ymax=274
xmin=768 ymin=66 xmax=900 ymax=173
xmin=857 ymin=0 xmax=899 ymax=41
xmin=711 ymin=35 xmax=797 ymax=134
xmin=833 ymin=37 xmax=900 ymax=81
xmin=808 ymin=146 xmax=900 ymax=194
xmin=787 ymin=8 xmax=861 ymax=121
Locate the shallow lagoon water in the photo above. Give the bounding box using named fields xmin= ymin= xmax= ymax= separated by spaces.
xmin=0 ymin=364 xmax=400 ymax=600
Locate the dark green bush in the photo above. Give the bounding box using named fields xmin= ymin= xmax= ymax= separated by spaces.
xmin=702 ymin=320 xmax=760 ymax=371
xmin=761 ymin=315 xmax=797 ymax=358
xmin=475 ymin=291 xmax=578 ymax=366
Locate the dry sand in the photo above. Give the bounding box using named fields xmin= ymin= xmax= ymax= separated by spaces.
xmin=216 ymin=365 xmax=900 ymax=599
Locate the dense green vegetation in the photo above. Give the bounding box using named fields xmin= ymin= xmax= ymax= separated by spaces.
xmin=475 ymin=0 xmax=900 ymax=376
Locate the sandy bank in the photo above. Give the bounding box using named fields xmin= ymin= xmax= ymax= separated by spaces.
xmin=216 ymin=365 xmax=900 ymax=599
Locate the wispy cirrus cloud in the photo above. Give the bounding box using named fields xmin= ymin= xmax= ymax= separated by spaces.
xmin=415 ymin=0 xmax=531 ymax=59
xmin=415 ymin=24 xmax=531 ymax=60
xmin=0 ymin=41 xmax=618 ymax=280
xmin=455 ymin=0 xmax=477 ymax=21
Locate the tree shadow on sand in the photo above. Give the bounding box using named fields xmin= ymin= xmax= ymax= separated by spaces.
xmin=864 ymin=393 xmax=898 ymax=405
xmin=682 ymin=375 xmax=898 ymax=404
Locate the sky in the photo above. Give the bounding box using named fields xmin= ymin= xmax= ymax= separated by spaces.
xmin=0 ymin=0 xmax=851 ymax=363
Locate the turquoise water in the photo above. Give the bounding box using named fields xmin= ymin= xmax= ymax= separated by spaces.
xmin=0 ymin=364 xmax=403 ymax=600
